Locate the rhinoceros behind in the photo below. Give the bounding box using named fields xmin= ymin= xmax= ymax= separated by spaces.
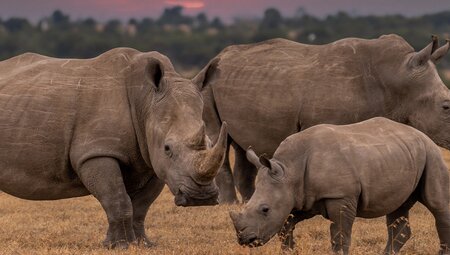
xmin=230 ymin=117 xmax=450 ymax=255
xmin=0 ymin=48 xmax=227 ymax=248
xmin=193 ymin=34 xmax=450 ymax=203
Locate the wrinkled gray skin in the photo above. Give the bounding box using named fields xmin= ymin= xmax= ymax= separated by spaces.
xmin=0 ymin=48 xmax=228 ymax=248
xmin=193 ymin=34 xmax=450 ymax=204
xmin=230 ymin=117 xmax=450 ymax=255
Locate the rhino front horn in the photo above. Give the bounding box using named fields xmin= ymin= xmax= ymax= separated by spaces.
xmin=431 ymin=38 xmax=450 ymax=63
xmin=194 ymin=122 xmax=228 ymax=183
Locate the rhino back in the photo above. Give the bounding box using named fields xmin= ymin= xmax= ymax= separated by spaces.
xmin=0 ymin=48 xmax=141 ymax=199
xmin=207 ymin=38 xmax=398 ymax=155
xmin=279 ymin=118 xmax=428 ymax=217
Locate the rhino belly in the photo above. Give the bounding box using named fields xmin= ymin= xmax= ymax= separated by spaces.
xmin=0 ymin=86 xmax=88 ymax=200
xmin=0 ymin=139 xmax=90 ymax=200
xmin=356 ymin=160 xmax=421 ymax=218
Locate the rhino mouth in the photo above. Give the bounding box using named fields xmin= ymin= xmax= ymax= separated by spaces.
xmin=237 ymin=232 xmax=265 ymax=247
xmin=174 ymin=183 xmax=219 ymax=207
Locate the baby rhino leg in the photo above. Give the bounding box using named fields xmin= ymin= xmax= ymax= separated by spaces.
xmin=278 ymin=211 xmax=316 ymax=250
xmin=384 ymin=205 xmax=414 ymax=254
xmin=325 ymin=199 xmax=357 ymax=255
xmin=424 ymin=206 xmax=450 ymax=255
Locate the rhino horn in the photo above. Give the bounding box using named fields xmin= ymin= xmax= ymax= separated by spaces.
xmin=194 ymin=122 xmax=228 ymax=183
xmin=431 ymin=34 xmax=439 ymax=53
xmin=431 ymin=39 xmax=450 ymax=64
xmin=409 ymin=40 xmax=435 ymax=68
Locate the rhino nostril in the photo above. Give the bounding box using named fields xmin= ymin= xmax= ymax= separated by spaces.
xmin=248 ymin=236 xmax=257 ymax=244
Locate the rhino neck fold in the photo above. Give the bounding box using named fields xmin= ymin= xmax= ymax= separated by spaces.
xmin=127 ymin=85 xmax=154 ymax=168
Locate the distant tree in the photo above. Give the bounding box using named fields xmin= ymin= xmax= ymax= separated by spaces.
xmin=137 ymin=18 xmax=155 ymax=33
xmin=261 ymin=8 xmax=283 ymax=29
xmin=158 ymin=6 xmax=192 ymax=25
xmin=0 ymin=7 xmax=449 ymax=81
xmin=195 ymin=13 xmax=208 ymax=29
xmin=254 ymin=8 xmax=285 ymax=41
xmin=3 ymin=18 xmax=30 ymax=33
xmin=104 ymin=19 xmax=121 ymax=34
xmin=81 ymin=18 xmax=97 ymax=30
xmin=51 ymin=10 xmax=70 ymax=27
xmin=211 ymin=17 xmax=224 ymax=30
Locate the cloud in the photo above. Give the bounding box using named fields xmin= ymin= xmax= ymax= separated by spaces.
xmin=165 ymin=1 xmax=205 ymax=9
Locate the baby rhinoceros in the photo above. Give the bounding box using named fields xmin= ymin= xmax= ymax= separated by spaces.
xmin=230 ymin=117 xmax=450 ymax=255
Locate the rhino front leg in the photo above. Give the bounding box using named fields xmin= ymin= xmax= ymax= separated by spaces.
xmin=325 ymin=199 xmax=356 ymax=255
xmin=129 ymin=175 xmax=165 ymax=247
xmin=278 ymin=211 xmax=316 ymax=250
xmin=77 ymin=157 xmax=136 ymax=249
xmin=232 ymin=143 xmax=258 ymax=202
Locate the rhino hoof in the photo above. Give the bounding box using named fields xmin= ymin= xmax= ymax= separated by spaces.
xmin=137 ymin=236 xmax=156 ymax=248
xmin=103 ymin=239 xmax=133 ymax=249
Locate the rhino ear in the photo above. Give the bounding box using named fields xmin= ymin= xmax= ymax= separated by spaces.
xmin=259 ymin=155 xmax=271 ymax=169
xmin=261 ymin=158 xmax=285 ymax=179
xmin=409 ymin=38 xmax=436 ymax=68
xmin=431 ymin=39 xmax=450 ymax=64
xmin=246 ymin=147 xmax=262 ymax=168
xmin=192 ymin=58 xmax=220 ymax=90
xmin=146 ymin=58 xmax=164 ymax=89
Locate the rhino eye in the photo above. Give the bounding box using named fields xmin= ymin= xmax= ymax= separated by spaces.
xmin=443 ymin=105 xmax=450 ymax=111
xmin=260 ymin=205 xmax=270 ymax=215
xmin=164 ymin=144 xmax=173 ymax=157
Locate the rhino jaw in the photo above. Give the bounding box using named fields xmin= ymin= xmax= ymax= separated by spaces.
xmin=174 ymin=184 xmax=219 ymax=207
xmin=174 ymin=192 xmax=219 ymax=207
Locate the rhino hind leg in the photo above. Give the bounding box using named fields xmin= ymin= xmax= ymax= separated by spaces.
xmin=129 ymin=175 xmax=165 ymax=247
xmin=232 ymin=142 xmax=258 ymax=202
xmin=383 ymin=196 xmax=416 ymax=255
xmin=77 ymin=157 xmax=136 ymax=249
xmin=325 ymin=199 xmax=357 ymax=255
xmin=420 ymin=148 xmax=450 ymax=254
xmin=421 ymin=202 xmax=450 ymax=254
xmin=430 ymin=209 xmax=450 ymax=255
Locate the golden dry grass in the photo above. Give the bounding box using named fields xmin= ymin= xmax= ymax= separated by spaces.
xmin=0 ymin=149 xmax=449 ymax=254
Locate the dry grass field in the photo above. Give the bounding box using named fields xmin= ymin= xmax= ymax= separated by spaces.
xmin=1 ymin=149 xmax=450 ymax=255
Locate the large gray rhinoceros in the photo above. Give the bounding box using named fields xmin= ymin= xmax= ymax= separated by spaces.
xmin=193 ymin=34 xmax=450 ymax=203
xmin=230 ymin=117 xmax=450 ymax=255
xmin=0 ymin=48 xmax=228 ymax=248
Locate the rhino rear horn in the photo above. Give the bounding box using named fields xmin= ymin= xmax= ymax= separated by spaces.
xmin=431 ymin=39 xmax=450 ymax=64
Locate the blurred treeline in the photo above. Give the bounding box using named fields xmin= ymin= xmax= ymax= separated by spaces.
xmin=1 ymin=7 xmax=450 ymax=76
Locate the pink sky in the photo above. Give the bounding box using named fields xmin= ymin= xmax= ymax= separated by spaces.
xmin=0 ymin=0 xmax=449 ymax=22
